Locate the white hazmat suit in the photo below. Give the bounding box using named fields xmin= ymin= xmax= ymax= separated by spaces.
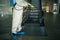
xmin=12 ymin=0 xmax=33 ymax=34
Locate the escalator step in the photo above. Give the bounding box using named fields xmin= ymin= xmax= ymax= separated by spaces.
xmin=29 ymin=16 xmax=38 ymax=18
xmin=31 ymin=0 xmax=40 ymax=8
xmin=29 ymin=13 xmax=39 ymax=16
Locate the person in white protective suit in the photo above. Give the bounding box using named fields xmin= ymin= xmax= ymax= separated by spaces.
xmin=11 ymin=0 xmax=34 ymax=39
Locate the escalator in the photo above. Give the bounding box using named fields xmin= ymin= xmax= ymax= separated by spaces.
xmin=23 ymin=0 xmax=48 ymax=36
xmin=25 ymin=0 xmax=41 ymax=23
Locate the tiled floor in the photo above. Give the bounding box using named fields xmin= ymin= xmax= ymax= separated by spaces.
xmin=0 ymin=14 xmax=48 ymax=40
xmin=44 ymin=13 xmax=60 ymax=40
xmin=0 ymin=13 xmax=60 ymax=40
